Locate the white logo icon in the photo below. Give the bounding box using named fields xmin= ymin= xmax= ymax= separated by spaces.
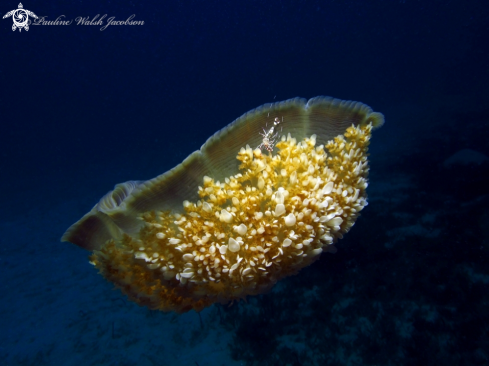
xmin=3 ymin=3 xmax=38 ymax=32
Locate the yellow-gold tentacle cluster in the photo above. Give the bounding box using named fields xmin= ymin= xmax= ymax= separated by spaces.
xmin=89 ymin=123 xmax=373 ymax=313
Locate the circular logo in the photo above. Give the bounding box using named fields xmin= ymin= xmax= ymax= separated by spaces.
xmin=12 ymin=9 xmax=29 ymax=28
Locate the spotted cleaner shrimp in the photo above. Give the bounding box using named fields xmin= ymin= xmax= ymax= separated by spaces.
xmin=257 ymin=117 xmax=282 ymax=152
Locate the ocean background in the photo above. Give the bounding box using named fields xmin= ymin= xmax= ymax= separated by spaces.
xmin=1 ymin=0 xmax=489 ymax=365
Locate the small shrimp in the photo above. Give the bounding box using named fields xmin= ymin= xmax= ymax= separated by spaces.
xmin=257 ymin=117 xmax=282 ymax=152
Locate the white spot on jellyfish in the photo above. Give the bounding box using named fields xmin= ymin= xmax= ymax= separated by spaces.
xmin=236 ymin=224 xmax=247 ymax=236
xmin=323 ymin=182 xmax=334 ymax=195
xmin=284 ymin=213 xmax=296 ymax=227
xmin=282 ymin=239 xmax=292 ymax=247
xmin=220 ymin=209 xmax=233 ymax=223
xmin=275 ymin=203 xmax=286 ymax=216
xmin=228 ymin=238 xmax=241 ymax=252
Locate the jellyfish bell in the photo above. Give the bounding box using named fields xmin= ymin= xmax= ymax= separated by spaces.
xmin=62 ymin=96 xmax=384 ymax=313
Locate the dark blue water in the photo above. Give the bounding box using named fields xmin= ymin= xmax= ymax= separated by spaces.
xmin=1 ymin=0 xmax=488 ymax=365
